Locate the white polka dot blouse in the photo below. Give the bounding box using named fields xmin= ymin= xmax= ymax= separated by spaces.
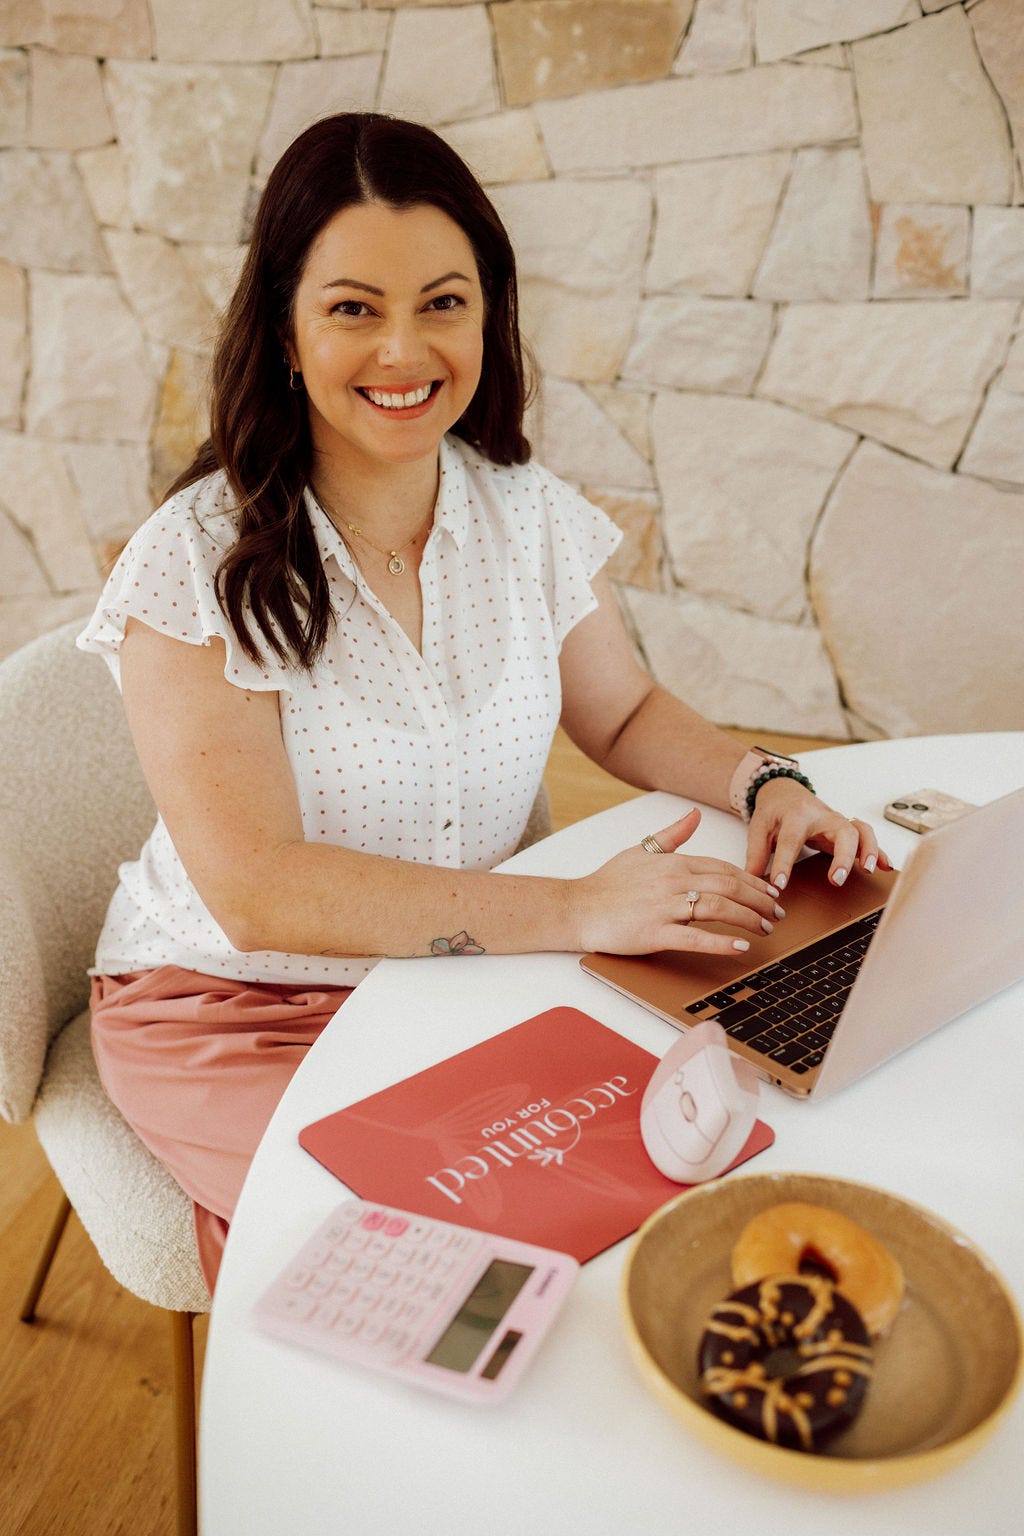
xmin=77 ymin=435 xmax=622 ymax=986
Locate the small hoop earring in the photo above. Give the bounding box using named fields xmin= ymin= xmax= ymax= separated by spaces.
xmin=288 ymin=366 xmax=303 ymax=392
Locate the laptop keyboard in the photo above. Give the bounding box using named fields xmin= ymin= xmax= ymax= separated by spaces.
xmin=683 ymin=909 xmax=884 ymax=1076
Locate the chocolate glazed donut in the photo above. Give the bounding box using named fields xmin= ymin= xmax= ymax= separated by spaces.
xmin=698 ymin=1275 xmax=873 ymax=1452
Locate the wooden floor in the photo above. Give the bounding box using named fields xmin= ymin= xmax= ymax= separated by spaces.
xmin=0 ymin=725 xmax=834 ymax=1534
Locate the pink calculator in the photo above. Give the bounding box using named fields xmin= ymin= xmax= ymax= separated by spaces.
xmin=254 ymin=1199 xmax=579 ymax=1404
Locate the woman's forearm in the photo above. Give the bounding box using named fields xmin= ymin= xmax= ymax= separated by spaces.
xmin=216 ymin=838 xmax=579 ymax=960
xmin=587 ymin=684 xmax=748 ymax=813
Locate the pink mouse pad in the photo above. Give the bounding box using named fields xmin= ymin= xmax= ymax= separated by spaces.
xmin=299 ymin=1008 xmax=774 ymax=1264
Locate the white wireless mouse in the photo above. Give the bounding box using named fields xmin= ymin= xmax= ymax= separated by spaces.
xmin=640 ymin=1020 xmax=760 ymax=1183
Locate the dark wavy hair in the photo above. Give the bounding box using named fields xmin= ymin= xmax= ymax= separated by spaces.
xmin=168 ymin=113 xmax=533 ymax=668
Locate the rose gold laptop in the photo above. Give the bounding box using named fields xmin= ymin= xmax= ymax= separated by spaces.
xmin=581 ymin=786 xmax=1024 ymax=1099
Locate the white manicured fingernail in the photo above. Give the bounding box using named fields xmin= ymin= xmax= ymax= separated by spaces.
xmin=864 ymin=854 xmax=877 ymax=873
xmin=833 ymin=867 xmax=848 ymax=886
xmin=761 ymin=918 xmax=774 ymax=934
xmin=766 ymin=884 xmax=780 ymax=897
xmin=774 ymin=904 xmax=786 ymax=919
xmin=732 ymin=939 xmax=750 ymax=951
xmin=774 ymin=872 xmax=787 ymax=890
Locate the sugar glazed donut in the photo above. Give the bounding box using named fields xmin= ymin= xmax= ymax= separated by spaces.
xmin=731 ymin=1202 xmax=904 ymax=1336
xmin=697 ymin=1276 xmax=873 ymax=1452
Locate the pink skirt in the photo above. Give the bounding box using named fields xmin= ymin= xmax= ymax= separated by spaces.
xmin=90 ymin=967 xmax=351 ymax=1295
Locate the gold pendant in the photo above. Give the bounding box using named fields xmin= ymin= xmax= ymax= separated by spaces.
xmin=387 ymin=554 xmax=405 ymax=575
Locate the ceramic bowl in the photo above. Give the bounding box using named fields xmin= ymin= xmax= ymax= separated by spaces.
xmin=620 ymin=1170 xmax=1023 ymax=1491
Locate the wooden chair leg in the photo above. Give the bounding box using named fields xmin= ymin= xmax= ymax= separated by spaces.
xmin=170 ymin=1309 xmax=198 ymax=1536
xmin=19 ymin=1189 xmax=72 ymax=1323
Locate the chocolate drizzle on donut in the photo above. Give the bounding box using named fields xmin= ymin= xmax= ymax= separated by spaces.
xmin=698 ymin=1276 xmax=873 ymax=1452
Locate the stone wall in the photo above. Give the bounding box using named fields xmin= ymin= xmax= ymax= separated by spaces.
xmin=2 ymin=0 xmax=1023 ymax=738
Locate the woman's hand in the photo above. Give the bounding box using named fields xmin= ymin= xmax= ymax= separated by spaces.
xmin=570 ymin=808 xmax=786 ymax=957
xmin=744 ymin=776 xmax=892 ymax=891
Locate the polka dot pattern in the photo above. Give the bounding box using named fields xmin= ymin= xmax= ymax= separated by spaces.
xmin=77 ymin=435 xmax=622 ymax=985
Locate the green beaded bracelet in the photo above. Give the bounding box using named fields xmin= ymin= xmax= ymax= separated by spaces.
xmin=746 ymin=764 xmax=815 ymax=817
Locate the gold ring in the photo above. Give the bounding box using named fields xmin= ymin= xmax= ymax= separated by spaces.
xmin=640 ymin=833 xmax=667 ymax=854
xmin=684 ymin=890 xmax=699 ymax=922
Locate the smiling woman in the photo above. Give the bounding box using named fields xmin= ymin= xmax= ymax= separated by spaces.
xmin=74 ymin=113 xmax=884 ymax=1297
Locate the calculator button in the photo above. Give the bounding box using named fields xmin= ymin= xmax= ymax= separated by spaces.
xmin=361 ymin=1209 xmax=388 ymax=1231
xmin=403 ymin=1219 xmax=432 ymax=1244
xmin=277 ymin=1293 xmax=317 ymax=1321
xmin=349 ymin=1256 xmax=374 ymax=1281
xmin=285 ymin=1266 xmax=312 ymax=1290
xmin=373 ymin=1264 xmax=399 ymax=1288
xmin=383 ymin=1216 xmax=408 ymax=1237
xmin=367 ymin=1236 xmax=390 ymax=1259
xmin=308 ymin=1271 xmax=335 ymax=1298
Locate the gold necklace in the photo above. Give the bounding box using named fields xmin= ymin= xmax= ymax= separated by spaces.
xmin=318 ymin=493 xmax=433 ymax=575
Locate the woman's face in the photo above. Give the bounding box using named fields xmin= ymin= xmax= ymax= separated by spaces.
xmin=287 ymin=200 xmax=486 ymax=479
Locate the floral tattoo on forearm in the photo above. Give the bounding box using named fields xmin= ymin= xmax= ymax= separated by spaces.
xmin=429 ymin=931 xmax=485 ymax=956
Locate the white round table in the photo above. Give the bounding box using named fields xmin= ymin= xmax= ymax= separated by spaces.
xmin=200 ymin=734 xmax=1024 ymax=1536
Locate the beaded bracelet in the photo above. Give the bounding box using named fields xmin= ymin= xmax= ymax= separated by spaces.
xmin=746 ymin=764 xmax=816 ymax=818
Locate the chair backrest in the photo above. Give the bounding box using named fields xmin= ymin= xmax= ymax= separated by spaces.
xmin=0 ymin=621 xmax=156 ymax=1122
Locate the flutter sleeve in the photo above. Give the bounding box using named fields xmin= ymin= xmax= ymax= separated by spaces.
xmin=76 ymin=473 xmax=292 ymax=692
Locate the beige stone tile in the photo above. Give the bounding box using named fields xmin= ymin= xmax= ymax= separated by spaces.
xmin=104 ymin=229 xmax=218 ymax=351
xmin=150 ymin=348 xmax=212 ymax=500
xmin=314 ymin=6 xmax=390 ymax=55
xmin=150 ymin=0 xmax=315 ymax=62
xmin=76 ymin=142 xmax=131 ymax=227
xmin=873 ymin=204 xmax=968 ymax=298
xmin=535 ymin=62 xmax=856 ymax=173
xmin=491 ymin=177 xmax=651 ymax=291
xmin=581 ymin=488 xmax=663 ymax=592
xmin=997 ymin=330 xmax=1024 ymax=395
xmin=651 ymin=391 xmax=855 ymax=623
xmin=852 ymin=7 xmax=1013 ymax=204
xmin=441 ymin=111 xmax=549 ymax=184
xmin=0 ymin=261 xmax=26 ymax=428
xmin=622 ymin=585 xmax=849 ymax=737
xmin=755 ymin=0 xmax=917 ymax=63
xmin=757 ymin=299 xmax=1018 ymax=469
xmin=381 ymin=4 xmax=497 ymax=125
xmin=528 ymin=377 xmax=654 ymax=491
xmin=647 ymin=153 xmax=788 ymax=296
xmin=26 ymin=271 xmax=155 ymax=442
xmin=0 ymin=504 xmax=49 ymax=596
xmin=959 ymin=389 xmax=1024 ymax=486
xmin=257 ymin=54 xmax=381 ymax=175
xmin=674 ymin=0 xmax=753 ymax=74
xmin=969 ymin=0 xmax=1024 ymax=202
xmin=971 ymin=207 xmax=1024 ymax=299
xmin=0 ymin=0 xmax=153 ymax=57
xmin=493 ymin=0 xmax=693 ymax=106
xmin=0 ymin=429 xmax=99 ymax=590
xmin=519 ymin=281 xmax=637 ymax=384
xmin=588 ymin=384 xmax=652 ymax=460
xmin=0 ymin=47 xmax=29 ymax=145
xmin=106 ymin=60 xmax=274 ymax=243
xmin=64 ymin=441 xmax=153 ymax=545
xmin=753 ymin=146 xmax=872 ymax=301
xmin=0 ymin=148 xmax=108 ymax=272
xmin=811 ymin=440 xmax=1024 ymax=734
xmin=28 ymin=48 xmax=112 ymax=149
xmin=178 ymin=243 xmax=248 ymax=319
xmin=623 ymin=296 xmax=774 ymax=394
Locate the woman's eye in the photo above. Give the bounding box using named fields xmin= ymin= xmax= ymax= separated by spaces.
xmin=332 ymin=300 xmax=372 ymax=318
xmin=427 ymin=293 xmax=464 ymax=312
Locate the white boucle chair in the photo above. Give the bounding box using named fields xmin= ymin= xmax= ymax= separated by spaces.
xmin=0 ymin=619 xmax=207 ymax=1536
xmin=0 ymin=619 xmax=554 ymax=1536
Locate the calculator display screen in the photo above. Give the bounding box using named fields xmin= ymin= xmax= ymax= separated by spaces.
xmin=424 ymin=1259 xmax=532 ymax=1374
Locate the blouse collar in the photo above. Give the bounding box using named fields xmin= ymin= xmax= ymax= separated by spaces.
xmin=304 ymin=435 xmax=472 ymax=580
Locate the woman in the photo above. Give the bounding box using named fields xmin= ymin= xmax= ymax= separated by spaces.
xmin=79 ymin=114 xmax=885 ymax=1291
